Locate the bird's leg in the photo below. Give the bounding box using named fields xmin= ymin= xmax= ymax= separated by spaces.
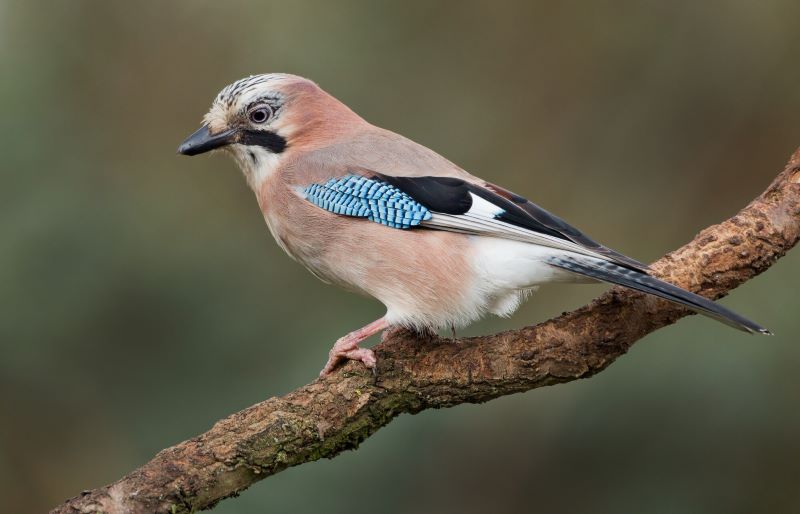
xmin=319 ymin=317 xmax=389 ymax=376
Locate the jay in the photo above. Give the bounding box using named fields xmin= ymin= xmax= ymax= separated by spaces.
xmin=178 ymin=73 xmax=769 ymax=376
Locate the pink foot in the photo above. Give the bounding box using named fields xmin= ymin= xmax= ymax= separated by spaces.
xmin=319 ymin=318 xmax=388 ymax=376
xmin=319 ymin=336 xmax=377 ymax=376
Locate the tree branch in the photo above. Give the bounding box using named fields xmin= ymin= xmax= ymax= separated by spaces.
xmin=53 ymin=149 xmax=800 ymax=514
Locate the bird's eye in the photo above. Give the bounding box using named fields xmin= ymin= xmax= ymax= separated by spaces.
xmin=248 ymin=106 xmax=272 ymax=124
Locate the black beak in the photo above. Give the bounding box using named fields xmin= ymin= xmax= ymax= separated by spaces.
xmin=177 ymin=125 xmax=237 ymax=156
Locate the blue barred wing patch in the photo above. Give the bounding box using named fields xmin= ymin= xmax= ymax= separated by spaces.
xmin=302 ymin=175 xmax=432 ymax=229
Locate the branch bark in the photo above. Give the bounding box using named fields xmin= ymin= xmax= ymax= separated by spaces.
xmin=53 ymin=149 xmax=800 ymax=514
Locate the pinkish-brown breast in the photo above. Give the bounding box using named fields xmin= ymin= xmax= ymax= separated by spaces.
xmin=254 ymin=171 xmax=476 ymax=328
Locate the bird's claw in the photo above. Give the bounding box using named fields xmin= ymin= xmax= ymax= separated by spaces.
xmin=319 ymin=337 xmax=377 ymax=377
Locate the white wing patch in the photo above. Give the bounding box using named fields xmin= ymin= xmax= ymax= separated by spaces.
xmin=466 ymin=192 xmax=504 ymax=217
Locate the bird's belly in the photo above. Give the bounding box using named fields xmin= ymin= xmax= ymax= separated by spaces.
xmin=264 ymin=192 xmax=582 ymax=329
xmin=272 ymin=213 xmax=485 ymax=329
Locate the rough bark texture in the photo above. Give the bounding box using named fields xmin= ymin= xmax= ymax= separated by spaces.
xmin=53 ymin=149 xmax=800 ymax=514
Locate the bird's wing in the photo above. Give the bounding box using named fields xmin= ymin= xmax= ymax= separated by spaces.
xmin=384 ymin=174 xmax=649 ymax=272
xmin=298 ymin=170 xmax=769 ymax=334
xmin=299 ymin=171 xmax=648 ymax=272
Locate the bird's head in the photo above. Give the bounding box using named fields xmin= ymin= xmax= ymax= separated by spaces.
xmin=178 ymin=73 xmax=363 ymax=187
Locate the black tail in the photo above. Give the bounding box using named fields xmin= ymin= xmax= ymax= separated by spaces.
xmin=547 ymin=255 xmax=771 ymax=335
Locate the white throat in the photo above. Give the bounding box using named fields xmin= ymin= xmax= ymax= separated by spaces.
xmin=230 ymin=145 xmax=282 ymax=190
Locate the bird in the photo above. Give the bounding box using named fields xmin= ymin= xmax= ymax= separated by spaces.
xmin=178 ymin=73 xmax=770 ymax=376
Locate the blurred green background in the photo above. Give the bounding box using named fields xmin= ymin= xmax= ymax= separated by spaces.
xmin=2 ymin=1 xmax=799 ymax=513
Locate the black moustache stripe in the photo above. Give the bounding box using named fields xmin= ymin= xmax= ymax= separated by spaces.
xmin=240 ymin=130 xmax=287 ymax=153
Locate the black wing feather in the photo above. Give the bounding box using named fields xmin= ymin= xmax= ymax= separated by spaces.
xmin=380 ymin=175 xmax=473 ymax=214
xmin=363 ymin=172 xmax=768 ymax=335
xmin=483 ymin=182 xmax=649 ymax=271
xmin=380 ymin=174 xmax=648 ymax=272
